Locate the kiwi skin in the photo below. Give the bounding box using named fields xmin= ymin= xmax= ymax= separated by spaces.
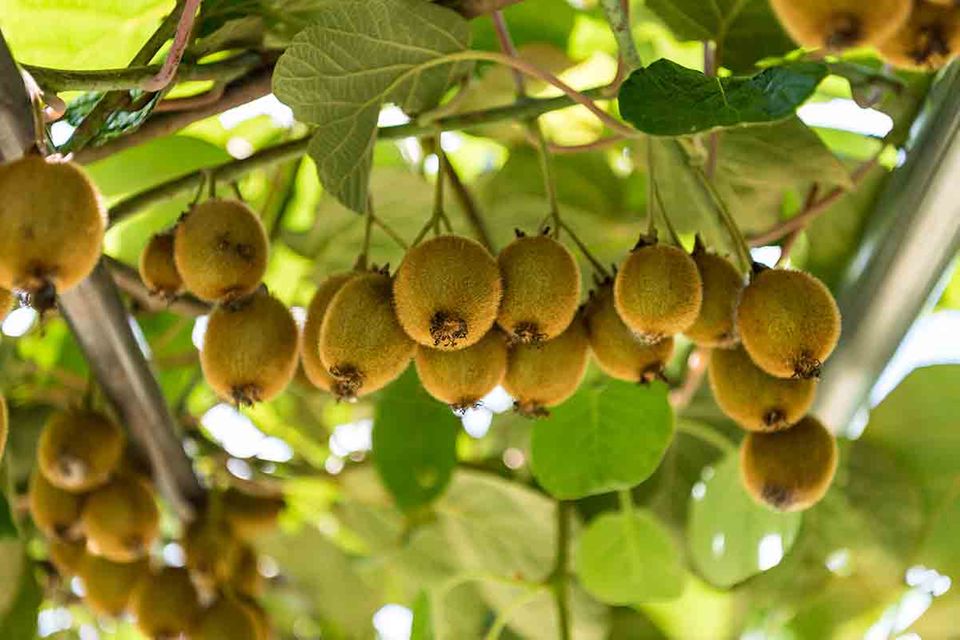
xmin=194 ymin=596 xmax=261 ymax=640
xmin=736 ymin=267 xmax=841 ymax=380
xmin=320 ymin=271 xmax=416 ymax=400
xmin=613 ymin=241 xmax=703 ymax=343
xmin=497 ymin=233 xmax=581 ymax=343
xmin=769 ymin=0 xmax=911 ymax=50
xmin=708 ymin=345 xmax=816 ymax=432
xmin=394 ymin=235 xmax=503 ymax=350
xmin=201 ymin=289 xmax=300 ymax=406
xmin=685 ymin=247 xmax=744 ymax=348
xmin=415 ymin=329 xmax=509 ymax=410
xmin=740 ymin=415 xmax=838 ymax=512
xmin=878 ymin=2 xmax=960 ymax=70
xmin=301 ymin=273 xmax=355 ymax=392
xmin=28 ymin=468 xmax=85 ymax=541
xmin=81 ymin=474 xmax=160 ymax=563
xmin=133 ymin=566 xmax=203 ymax=639
xmin=503 ymin=315 xmax=591 ymax=417
xmin=79 ymin=554 xmax=148 ymax=617
xmin=139 ymin=231 xmax=183 ymax=299
xmin=0 ymin=156 xmax=106 ymax=303
xmin=0 ymin=289 xmax=14 ymax=322
xmin=585 ymin=284 xmax=674 ymax=383
xmin=222 ymin=486 xmax=286 ymax=541
xmin=48 ymin=539 xmax=87 ymax=578
xmin=174 ymin=198 xmax=269 ymax=302
xmin=37 ymin=409 xmax=125 ymax=493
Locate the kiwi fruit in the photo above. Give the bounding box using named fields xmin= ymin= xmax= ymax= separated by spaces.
xmin=708 ymin=345 xmax=816 ymax=432
xmin=301 ymin=273 xmax=355 ymax=392
xmin=239 ymin=596 xmax=273 ymax=640
xmin=415 ymin=329 xmax=508 ymax=410
xmin=770 ymin=0 xmax=911 ymax=50
xmin=685 ymin=245 xmax=744 ymax=348
xmin=80 ymin=554 xmax=148 ymax=617
xmin=201 ymin=289 xmax=299 ymax=406
xmin=737 ymin=267 xmax=841 ymax=379
xmin=0 ymin=155 xmax=106 ymax=307
xmin=0 ymin=288 xmax=13 ymax=322
xmin=878 ymin=2 xmax=960 ymax=70
xmin=613 ymin=240 xmax=703 ymax=343
xmin=394 ymin=235 xmax=503 ymax=350
xmin=740 ymin=415 xmax=838 ymax=512
xmin=48 ymin=539 xmax=87 ymax=577
xmin=134 ymin=566 xmax=203 ymax=639
xmin=82 ymin=474 xmax=160 ymax=563
xmin=223 ymin=486 xmax=286 ymax=541
xmin=194 ymin=596 xmax=261 ymax=640
xmin=37 ymin=408 xmax=124 ymax=493
xmin=320 ymin=271 xmax=416 ymax=399
xmin=503 ymin=316 xmax=591 ymax=417
xmin=174 ymin=198 xmax=268 ymax=302
xmin=496 ymin=233 xmax=581 ymax=343
xmin=184 ymin=512 xmax=241 ymax=587
xmin=229 ymin=543 xmax=265 ymax=598
xmin=584 ymin=284 xmax=675 ymax=383
xmin=139 ymin=231 xmax=183 ymax=299
xmin=29 ymin=468 xmax=85 ymax=541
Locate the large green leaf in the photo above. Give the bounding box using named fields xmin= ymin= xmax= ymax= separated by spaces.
xmin=373 ymin=368 xmax=459 ymax=511
xmin=620 ymin=60 xmax=827 ymax=136
xmin=530 ymin=380 xmax=674 ymax=499
xmin=687 ymin=454 xmax=802 ymax=588
xmin=0 ymin=545 xmax=40 ymax=639
xmin=272 ymin=0 xmax=471 ymax=212
xmin=576 ymin=509 xmax=684 ymax=604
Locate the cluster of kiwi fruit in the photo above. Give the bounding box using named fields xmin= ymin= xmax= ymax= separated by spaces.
xmin=27 ymin=406 xmax=279 ymax=638
xmin=771 ymin=0 xmax=960 ymax=70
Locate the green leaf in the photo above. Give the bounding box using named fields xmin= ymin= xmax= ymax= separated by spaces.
xmin=576 ymin=509 xmax=684 ymax=604
xmin=470 ymin=0 xmax=576 ymax=52
xmin=411 ymin=590 xmax=435 ymax=640
xmin=373 ymin=368 xmax=459 ymax=510
xmin=272 ymin=0 xmax=471 ymax=212
xmin=619 ymin=60 xmax=827 ymax=136
xmin=687 ymin=454 xmax=802 ymax=588
xmin=531 ymin=380 xmax=674 ymax=500
xmin=0 ymin=545 xmax=40 ymax=638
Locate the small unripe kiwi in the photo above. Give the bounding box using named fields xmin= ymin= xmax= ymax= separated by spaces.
xmin=584 ymin=284 xmax=674 ymax=383
xmin=685 ymin=245 xmax=744 ymax=348
xmin=0 ymin=156 xmax=106 ymax=306
xmin=229 ymin=544 xmax=265 ymax=598
xmin=770 ymin=0 xmax=911 ymax=50
xmin=184 ymin=512 xmax=241 ymax=587
xmin=877 ymin=2 xmax=960 ymax=70
xmin=194 ymin=596 xmax=261 ymax=640
xmin=613 ymin=240 xmax=703 ymax=343
xmin=740 ymin=415 xmax=838 ymax=512
xmin=48 ymin=539 xmax=87 ymax=577
xmin=139 ymin=231 xmax=183 ymax=299
xmin=301 ymin=273 xmax=355 ymax=392
xmin=29 ymin=469 xmax=85 ymax=541
xmin=394 ymin=235 xmax=503 ymax=350
xmin=37 ymin=409 xmax=124 ymax=493
xmin=496 ymin=233 xmax=581 ymax=343
xmin=134 ymin=567 xmax=203 ymax=639
xmin=737 ymin=267 xmax=841 ymax=379
xmin=320 ymin=271 xmax=416 ymax=399
xmin=0 ymin=289 xmax=14 ymax=322
xmin=708 ymin=345 xmax=816 ymax=432
xmin=415 ymin=329 xmax=508 ymax=410
xmin=503 ymin=316 xmax=591 ymax=417
xmin=79 ymin=554 xmax=148 ymax=617
xmin=82 ymin=474 xmax=160 ymax=563
xmin=201 ymin=289 xmax=299 ymax=406
xmin=223 ymin=486 xmax=285 ymax=541
xmin=174 ymin=198 xmax=268 ymax=302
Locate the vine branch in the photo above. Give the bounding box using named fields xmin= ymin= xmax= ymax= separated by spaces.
xmin=599 ymin=0 xmax=642 ymax=74
xmin=142 ymin=0 xmax=202 ymax=92
xmin=551 ymin=501 xmax=572 ymax=640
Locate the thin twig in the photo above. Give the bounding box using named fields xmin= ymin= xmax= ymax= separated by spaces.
xmin=599 ymin=0 xmax=642 ymax=73
xmin=443 ymin=159 xmax=495 ymax=252
xmin=105 ymin=256 xmax=210 ymax=317
xmin=552 ymin=501 xmax=572 ymax=640
xmin=668 ymin=347 xmax=710 ymax=409
xmin=703 ymin=41 xmax=721 ymax=181
xmin=142 ymin=0 xmax=202 ymax=92
xmin=372 ymin=214 xmax=410 ymax=250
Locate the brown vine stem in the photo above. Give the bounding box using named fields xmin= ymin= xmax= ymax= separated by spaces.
xmin=142 ymin=0 xmax=202 ymax=92
xmin=669 ymin=347 xmax=710 ymax=409
xmin=703 ymin=41 xmax=721 ymax=181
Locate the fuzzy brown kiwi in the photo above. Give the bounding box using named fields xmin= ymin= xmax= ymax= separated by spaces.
xmin=229 ymin=544 xmax=265 ymax=599
xmin=613 ymin=239 xmax=703 ymax=343
xmin=770 ymin=0 xmax=911 ymax=50
xmin=184 ymin=511 xmax=242 ymax=588
xmin=503 ymin=316 xmax=591 ymax=417
xmin=29 ymin=468 xmax=85 ymax=541
xmin=685 ymin=245 xmax=744 ymax=348
xmin=878 ymin=2 xmax=960 ymax=70
xmin=48 ymin=539 xmax=87 ymax=578
xmin=81 ymin=474 xmax=159 ymax=563
xmin=496 ymin=233 xmax=581 ymax=343
xmin=201 ymin=289 xmax=299 ymax=406
xmin=584 ymin=284 xmax=675 ymax=383
xmin=0 ymin=156 xmax=106 ymax=308
xmin=174 ymin=198 xmax=268 ymax=302
xmin=737 ymin=267 xmax=840 ymax=380
xmin=139 ymin=231 xmax=183 ymax=299
xmin=194 ymin=596 xmax=261 ymax=640
xmin=739 ymin=415 xmax=838 ymax=512
xmin=320 ymin=271 xmax=416 ymax=400
xmin=301 ymin=273 xmax=355 ymax=392
xmin=415 ymin=329 xmax=508 ymax=410
xmin=79 ymin=554 xmax=148 ymax=617
xmin=393 ymin=235 xmax=503 ymax=350
xmin=0 ymin=288 xmax=14 ymax=323
xmin=708 ymin=345 xmax=816 ymax=432
xmin=223 ymin=486 xmax=285 ymax=541
xmin=37 ymin=409 xmax=124 ymax=493
xmin=133 ymin=566 xmax=203 ymax=639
